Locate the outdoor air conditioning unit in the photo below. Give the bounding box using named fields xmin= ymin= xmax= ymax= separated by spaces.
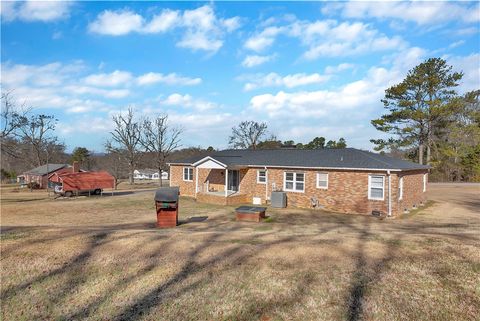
xmin=271 ymin=191 xmax=287 ymax=208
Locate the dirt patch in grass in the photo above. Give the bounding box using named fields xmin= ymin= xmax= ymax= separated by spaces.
xmin=1 ymin=183 xmax=479 ymax=320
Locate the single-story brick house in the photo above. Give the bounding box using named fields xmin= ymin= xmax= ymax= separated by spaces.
xmin=168 ymin=148 xmax=430 ymax=216
xmin=21 ymin=163 xmax=71 ymax=188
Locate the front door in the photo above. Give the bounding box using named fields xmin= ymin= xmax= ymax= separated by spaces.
xmin=227 ymin=170 xmax=239 ymax=192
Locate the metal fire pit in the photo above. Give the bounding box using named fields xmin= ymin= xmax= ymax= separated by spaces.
xmin=154 ymin=187 xmax=180 ymax=228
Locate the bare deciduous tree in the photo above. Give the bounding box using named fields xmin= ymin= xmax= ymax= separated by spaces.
xmin=18 ymin=114 xmax=59 ymax=167
xmin=107 ymin=107 xmax=142 ymax=185
xmin=228 ymin=120 xmax=268 ymax=149
xmin=140 ymin=115 xmax=182 ymax=186
xmin=98 ymin=149 xmax=127 ymax=189
xmin=1 ymin=91 xmax=30 ymax=157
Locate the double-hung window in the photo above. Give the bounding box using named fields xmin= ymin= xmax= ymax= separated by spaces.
xmin=398 ymin=176 xmax=403 ymax=200
xmin=316 ymin=172 xmax=328 ymax=189
xmin=368 ymin=175 xmax=385 ymax=200
xmin=257 ymin=170 xmax=266 ymax=184
xmin=284 ymin=172 xmax=305 ymax=192
xmin=183 ymin=167 xmax=193 ymax=181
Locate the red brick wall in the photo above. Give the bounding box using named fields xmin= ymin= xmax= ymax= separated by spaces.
xmin=170 ymin=164 xmax=428 ymax=216
xmin=244 ymin=168 xmax=391 ymax=215
xmin=395 ymin=170 xmax=428 ymax=213
xmin=198 ymin=168 xmax=225 ymax=192
xmin=170 ymin=165 xmax=195 ymax=197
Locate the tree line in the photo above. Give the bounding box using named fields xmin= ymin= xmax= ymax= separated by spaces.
xmin=2 ymin=57 xmax=478 ymax=183
xmin=370 ymin=58 xmax=479 ymax=181
xmin=228 ymin=120 xmax=347 ymax=150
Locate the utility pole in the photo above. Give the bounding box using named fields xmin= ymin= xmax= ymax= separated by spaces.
xmin=46 ymin=148 xmax=50 ymax=197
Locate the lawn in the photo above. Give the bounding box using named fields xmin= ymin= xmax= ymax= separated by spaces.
xmin=1 ymin=184 xmax=479 ymax=321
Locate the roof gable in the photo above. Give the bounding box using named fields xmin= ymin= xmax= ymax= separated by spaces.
xmin=193 ymin=156 xmax=227 ymax=168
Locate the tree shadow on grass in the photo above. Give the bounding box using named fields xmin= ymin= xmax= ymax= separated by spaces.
xmin=2 ymin=199 xmax=479 ymax=321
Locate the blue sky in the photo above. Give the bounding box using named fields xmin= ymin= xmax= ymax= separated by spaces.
xmin=1 ymin=1 xmax=479 ymax=153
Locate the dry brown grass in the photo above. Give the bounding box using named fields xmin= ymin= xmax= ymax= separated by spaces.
xmin=1 ymin=184 xmax=479 ymax=321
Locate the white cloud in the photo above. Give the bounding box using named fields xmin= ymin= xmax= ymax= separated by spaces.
xmin=136 ymin=72 xmax=201 ymax=86
xmin=160 ymin=93 xmax=219 ymax=111
xmin=84 ymin=70 xmax=133 ymax=87
xmin=221 ymin=17 xmax=241 ymax=32
xmin=58 ymin=116 xmax=113 ymax=134
xmin=167 ymin=112 xmax=235 ymax=148
xmin=455 ymin=27 xmax=478 ymax=36
xmin=245 ymin=46 xmax=480 ymax=150
xmin=177 ymin=31 xmax=222 ymax=52
xmin=0 ymin=61 xmax=85 ymax=87
xmin=244 ymin=18 xmax=407 ymax=60
xmin=65 ymin=85 xmax=130 ymax=99
xmin=242 ymin=72 xmax=330 ymax=91
xmin=143 ymin=9 xmax=180 ymax=33
xmin=176 ymin=6 xmax=239 ymax=52
xmin=244 ymin=26 xmax=284 ymax=52
xmin=0 ymin=61 xmax=203 ymax=114
xmin=448 ymin=40 xmax=466 ymax=50
xmin=248 ymin=47 xmax=428 ymax=119
xmin=325 ymin=63 xmax=355 ymax=74
xmin=88 ymin=5 xmax=241 ymax=53
xmin=241 ymin=55 xmax=275 ymax=68
xmin=447 ymin=53 xmax=480 ymax=93
xmin=88 ymin=10 xmax=144 ymax=36
xmin=322 ymin=1 xmax=480 ymax=25
xmin=300 ymin=21 xmax=406 ymax=60
xmin=1 ymin=0 xmax=73 ymax=22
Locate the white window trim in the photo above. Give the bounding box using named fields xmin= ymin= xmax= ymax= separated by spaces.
xmin=316 ymin=172 xmax=328 ymax=189
xmin=257 ymin=169 xmax=266 ymax=184
xmin=283 ymin=171 xmax=305 ymax=193
xmin=423 ymin=173 xmax=427 ymax=192
xmin=399 ymin=176 xmax=403 ymax=200
xmin=368 ymin=175 xmax=385 ymax=201
xmin=183 ymin=167 xmax=193 ymax=182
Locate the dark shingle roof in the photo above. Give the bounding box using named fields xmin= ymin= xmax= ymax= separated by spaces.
xmin=169 ymin=148 xmax=429 ymax=171
xmin=25 ymin=164 xmax=69 ymax=175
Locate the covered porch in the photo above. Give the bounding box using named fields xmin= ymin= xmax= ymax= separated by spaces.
xmin=193 ymin=157 xmax=247 ymax=205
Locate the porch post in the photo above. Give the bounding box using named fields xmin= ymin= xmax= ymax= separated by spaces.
xmin=224 ymin=168 xmax=228 ymax=197
xmin=195 ymin=166 xmax=199 ymax=198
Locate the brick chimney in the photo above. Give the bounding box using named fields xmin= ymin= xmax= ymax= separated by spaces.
xmin=72 ymin=161 xmax=80 ymax=173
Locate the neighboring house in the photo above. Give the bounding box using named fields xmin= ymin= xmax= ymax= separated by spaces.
xmin=168 ymin=148 xmax=430 ymax=216
xmin=134 ymin=169 xmax=169 ymax=180
xmin=22 ymin=163 xmax=71 ymax=188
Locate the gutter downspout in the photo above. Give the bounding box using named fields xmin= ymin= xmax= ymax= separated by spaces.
xmin=195 ymin=166 xmax=199 ymax=198
xmin=387 ymin=170 xmax=392 ymax=217
xmin=264 ymin=166 xmax=268 ymax=204
xmin=225 ymin=168 xmax=228 ymax=198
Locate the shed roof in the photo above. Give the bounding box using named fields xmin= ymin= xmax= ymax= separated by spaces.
xmin=25 ymin=164 xmax=69 ymax=176
xmin=169 ymin=148 xmax=430 ymax=171
xmin=51 ymin=171 xmax=115 ymax=190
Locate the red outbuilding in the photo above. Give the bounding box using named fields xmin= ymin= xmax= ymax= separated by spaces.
xmin=49 ymin=162 xmax=115 ymax=196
